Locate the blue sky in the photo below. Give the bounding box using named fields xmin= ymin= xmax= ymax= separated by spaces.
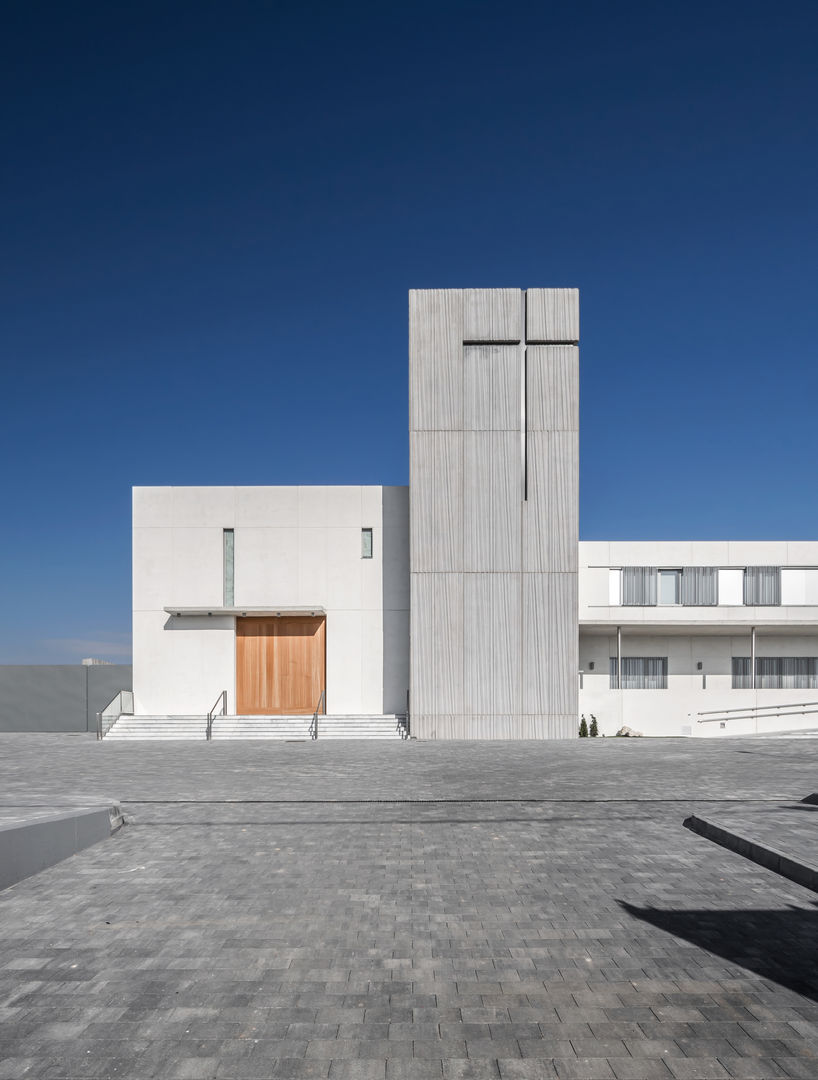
xmin=2 ymin=1 xmax=817 ymax=663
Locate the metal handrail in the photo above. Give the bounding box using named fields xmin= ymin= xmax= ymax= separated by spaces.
xmin=402 ymin=687 xmax=410 ymax=739
xmin=696 ymin=701 xmax=818 ymax=725
xmin=96 ymin=689 xmax=134 ymax=740
xmin=310 ymin=689 xmax=325 ymax=740
xmin=697 ymin=699 xmax=818 ymax=717
xmin=206 ymin=690 xmax=227 ymax=741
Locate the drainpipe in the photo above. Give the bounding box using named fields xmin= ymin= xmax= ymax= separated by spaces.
xmin=751 ymin=625 xmax=756 ymax=691
xmin=616 ymin=626 xmax=622 ymax=690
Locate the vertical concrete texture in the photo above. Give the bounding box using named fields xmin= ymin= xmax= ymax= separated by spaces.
xmin=409 ymin=288 xmax=579 ymax=738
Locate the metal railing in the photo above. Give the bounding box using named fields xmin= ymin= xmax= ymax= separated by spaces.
xmin=696 ymin=699 xmax=818 ymax=731
xmin=206 ymin=690 xmax=227 ymax=741
xmin=309 ymin=689 xmax=326 ymax=740
xmin=400 ymin=688 xmax=410 ymax=739
xmin=96 ymin=689 xmax=134 ymax=740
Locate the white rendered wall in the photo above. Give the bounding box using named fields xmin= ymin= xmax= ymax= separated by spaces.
xmin=132 ymin=486 xmax=409 ymax=716
xmin=579 ymin=630 xmax=818 ymax=738
xmin=579 ymin=540 xmax=818 ymax=737
xmin=580 ymin=541 xmax=818 ymax=628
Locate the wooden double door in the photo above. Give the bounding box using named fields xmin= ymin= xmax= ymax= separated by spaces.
xmin=236 ymin=616 xmax=326 ymax=715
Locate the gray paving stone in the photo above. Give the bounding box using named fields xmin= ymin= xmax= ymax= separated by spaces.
xmin=772 ymin=1059 xmax=818 ymax=1079
xmin=608 ymin=1061 xmax=673 ymax=1080
xmin=497 ymin=1062 xmax=559 ymax=1079
xmin=0 ymin=736 xmax=816 ymax=1080
xmin=715 ymin=1057 xmax=789 ymax=1077
xmin=664 ymin=1062 xmax=730 ymax=1080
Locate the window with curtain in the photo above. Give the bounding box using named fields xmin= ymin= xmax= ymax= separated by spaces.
xmin=732 ymin=656 xmax=818 ymax=689
xmin=743 ymin=566 xmax=781 ymax=606
xmin=680 ymin=566 xmax=718 ymax=606
xmin=621 ymin=566 xmax=719 ymax=606
xmin=610 ymin=656 xmax=668 ymax=689
xmin=622 ymin=567 xmax=657 ymax=606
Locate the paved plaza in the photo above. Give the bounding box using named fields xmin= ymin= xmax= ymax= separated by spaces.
xmin=0 ymin=735 xmax=817 ymax=1079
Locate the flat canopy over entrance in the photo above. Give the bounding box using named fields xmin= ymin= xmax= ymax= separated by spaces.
xmin=164 ymin=606 xmax=325 ymax=617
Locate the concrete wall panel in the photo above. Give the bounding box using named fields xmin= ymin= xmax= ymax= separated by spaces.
xmin=464 ymin=574 xmax=520 ymax=715
xmin=526 ymin=288 xmax=579 ymax=343
xmin=171 ymin=527 xmax=224 ymax=607
xmin=463 ymin=288 xmax=522 ymax=342
xmin=523 ymin=573 xmax=577 ymax=717
xmin=463 ymin=345 xmax=520 ymax=431
xmin=410 ymin=288 xmax=579 ymax=739
xmin=464 ymin=432 xmax=521 ymax=572
xmin=410 ymin=573 xmax=463 ymax=718
xmin=409 ymin=289 xmax=464 ymax=431
xmin=527 ymin=346 xmax=579 ymax=432
xmin=172 ymin=487 xmax=236 ymax=528
xmin=524 ymin=432 xmax=578 ymax=572
xmin=409 ymin=432 xmax=463 ymax=572
xmin=236 ymin=486 xmax=299 ymax=527
xmin=0 ymin=666 xmax=132 ymax=732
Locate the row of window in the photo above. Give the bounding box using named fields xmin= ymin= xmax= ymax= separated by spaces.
xmin=620 ymin=566 xmax=781 ymax=607
xmin=608 ymin=655 xmax=818 ymax=689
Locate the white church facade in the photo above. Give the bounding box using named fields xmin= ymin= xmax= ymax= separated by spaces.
xmin=129 ymin=289 xmax=818 ymax=738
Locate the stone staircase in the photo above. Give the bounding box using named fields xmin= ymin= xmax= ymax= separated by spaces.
xmin=103 ymin=714 xmax=408 ymax=740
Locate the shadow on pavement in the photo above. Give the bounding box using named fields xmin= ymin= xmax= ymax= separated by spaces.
xmin=619 ymin=900 xmax=818 ymax=1002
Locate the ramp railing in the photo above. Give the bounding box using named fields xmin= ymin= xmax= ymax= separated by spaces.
xmin=206 ymin=690 xmax=228 ymax=741
xmin=309 ymin=689 xmax=326 ymax=740
xmin=96 ymin=690 xmax=134 ymax=740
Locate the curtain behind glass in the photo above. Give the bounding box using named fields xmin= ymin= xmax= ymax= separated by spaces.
xmin=610 ymin=656 xmax=668 ymax=688
xmin=743 ymin=566 xmax=781 ymax=605
xmin=680 ymin=566 xmax=718 ymax=606
xmin=622 ymin=567 xmax=657 ymax=606
xmin=732 ymin=656 xmax=817 ymax=689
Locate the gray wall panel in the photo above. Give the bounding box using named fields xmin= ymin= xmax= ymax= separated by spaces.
xmin=524 ymin=432 xmax=578 ymax=573
xmin=528 ymin=346 xmax=579 ymax=432
xmin=0 ymin=665 xmax=132 ymax=732
xmin=463 ymin=574 xmax=520 ymax=716
xmin=526 ymin=288 xmax=579 ymax=343
xmin=464 ymin=432 xmax=520 ymax=572
xmin=382 ymin=485 xmax=411 ymax=715
xmin=410 ymin=574 xmax=464 ymax=718
xmin=522 ymin=574 xmax=577 ymax=715
xmin=463 ymin=346 xmax=520 ymax=431
xmin=409 ymin=288 xmax=578 ymax=739
xmin=463 ymin=289 xmax=522 ymax=342
xmin=432 ymin=574 xmax=464 ymax=716
xmin=410 ymin=575 xmax=434 ymax=717
xmin=409 ymin=289 xmax=464 ymax=431
xmin=409 ymin=432 xmax=463 ymax=572
xmin=413 ymin=713 xmax=576 ymax=739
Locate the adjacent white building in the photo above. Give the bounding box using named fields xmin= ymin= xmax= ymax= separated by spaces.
xmin=579 ymin=542 xmax=818 ymax=738
xmin=129 ymin=288 xmax=818 ymax=738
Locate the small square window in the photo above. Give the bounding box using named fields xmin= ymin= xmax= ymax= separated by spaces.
xmin=361 ymin=528 xmax=373 ymax=559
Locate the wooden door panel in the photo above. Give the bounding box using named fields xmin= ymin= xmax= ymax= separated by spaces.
xmin=236 ymin=616 xmax=325 ymax=714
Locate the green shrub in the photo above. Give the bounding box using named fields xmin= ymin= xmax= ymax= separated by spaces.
xmin=589 ymin=716 xmax=599 ymax=737
xmin=578 ymin=717 xmax=588 ymax=738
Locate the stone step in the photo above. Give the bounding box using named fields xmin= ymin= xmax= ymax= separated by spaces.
xmin=104 ymin=715 xmax=407 ymax=740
